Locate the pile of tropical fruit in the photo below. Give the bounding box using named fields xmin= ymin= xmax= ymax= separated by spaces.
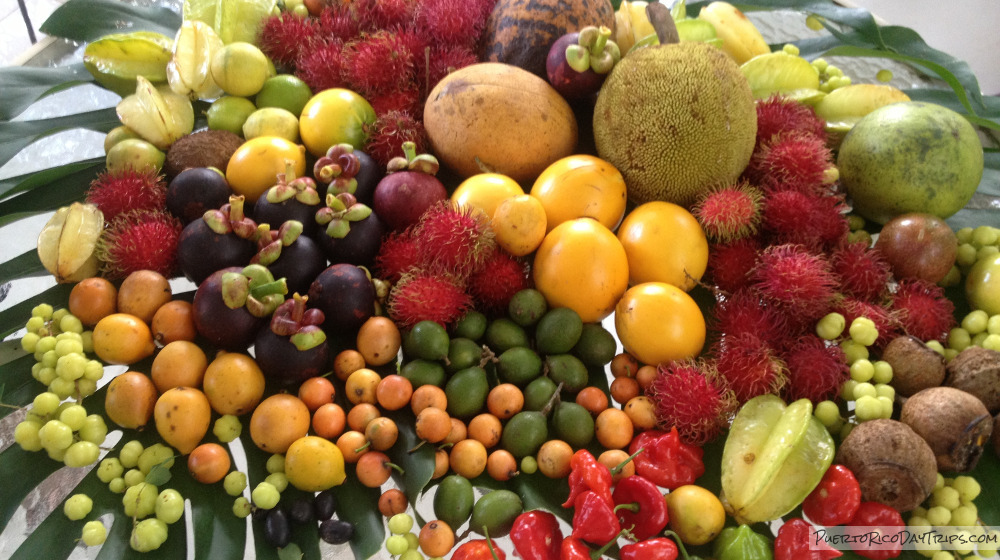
xmin=4 ymin=0 xmax=1000 ymax=558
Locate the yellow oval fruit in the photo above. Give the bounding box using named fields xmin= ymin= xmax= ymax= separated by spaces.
xmin=154 ymin=386 xmax=212 ymax=454
xmin=284 ymin=436 xmax=347 ymax=492
xmin=225 ymin=136 xmax=306 ymax=202
xmin=202 ymin=352 xmax=266 ymax=416
xmin=614 ymin=282 xmax=705 ymax=365
xmin=298 ymin=88 xmax=376 ymax=157
xmin=210 ymin=41 xmax=270 ymax=97
xmin=92 ymin=313 xmax=156 ymax=365
xmin=666 ymin=485 xmax=727 ymax=545
xmin=242 ymin=107 xmax=299 ymax=142
xmin=249 ymin=394 xmax=311 ymax=453
xmin=617 ymin=201 xmax=709 ymax=290
xmin=533 ymin=218 xmax=629 ymax=323
xmin=492 ymin=194 xmax=548 ymax=257
xmin=451 ymin=173 xmax=524 ymax=220
xmin=530 ymin=154 xmax=627 ymax=233
xmin=105 ymin=371 xmax=159 ymax=429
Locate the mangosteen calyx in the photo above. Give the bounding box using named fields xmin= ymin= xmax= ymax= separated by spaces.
xmin=221 ymin=264 xmax=288 ymax=317
xmin=252 ymin=220 xmax=305 ymax=266
xmin=386 ymin=141 xmax=439 ymax=175
xmin=204 ymin=195 xmax=258 ymax=239
xmin=567 ymin=26 xmax=620 ymax=75
xmin=265 ymin=162 xmax=321 ymax=205
xmin=270 ymin=293 xmax=327 ymax=351
xmin=315 ymin=192 xmax=373 ymax=239
xmin=314 ymin=144 xmax=362 ymax=195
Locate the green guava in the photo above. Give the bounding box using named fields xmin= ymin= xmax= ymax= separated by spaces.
xmin=837 ymin=101 xmax=983 ymax=224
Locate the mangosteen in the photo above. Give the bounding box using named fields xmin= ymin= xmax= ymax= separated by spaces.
xmin=251 ymin=220 xmax=327 ymax=296
xmin=546 ymin=26 xmax=620 ymax=99
xmin=177 ymin=196 xmax=258 ymax=285
xmin=308 ymin=263 xmax=376 ymax=337
xmin=313 ymin=144 xmax=382 ymax=205
xmin=900 ymin=386 xmax=993 ymax=473
xmin=167 ymin=167 xmax=233 ymax=223
xmin=253 ymin=164 xmax=322 ymax=237
xmin=254 ymin=293 xmax=329 ymax=386
xmin=192 ymin=265 xmax=287 ymax=350
xmin=350 ymin=150 xmax=382 ymax=205
xmin=314 ymin=192 xmax=384 ymax=267
xmin=371 ymin=141 xmax=447 ymax=231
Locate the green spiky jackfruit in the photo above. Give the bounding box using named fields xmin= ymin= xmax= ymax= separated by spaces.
xmin=593 ymin=41 xmax=757 ymax=207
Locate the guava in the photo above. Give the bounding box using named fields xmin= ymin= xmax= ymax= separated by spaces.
xmin=966 ymin=253 xmax=1000 ymax=315
xmin=837 ymin=101 xmax=983 ymax=224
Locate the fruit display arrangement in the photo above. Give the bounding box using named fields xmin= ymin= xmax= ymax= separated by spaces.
xmin=1 ymin=0 xmax=1000 ymax=559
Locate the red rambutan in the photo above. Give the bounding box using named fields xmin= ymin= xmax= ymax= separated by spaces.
xmin=466 ymin=248 xmax=530 ymax=315
xmin=352 ymin=0 xmax=418 ymax=32
xmin=414 ymin=201 xmax=496 ymax=277
xmin=375 ymin=229 xmax=421 ymax=283
xmin=419 ymin=44 xmax=478 ymax=95
xmin=648 ymin=359 xmax=737 ymax=446
xmin=365 ymin=110 xmax=428 ymax=168
xmin=706 ymin=237 xmax=761 ymax=294
xmin=387 ymin=269 xmax=472 ymax=328
xmin=754 ymin=95 xmax=827 ymax=146
xmin=746 ymin=131 xmax=834 ymax=195
xmin=691 ymin=181 xmax=763 ymax=242
xmin=780 ymin=334 xmax=849 ymax=403
xmin=414 ymin=0 xmax=488 ymax=48
xmin=711 ymin=288 xmax=794 ymax=350
xmin=831 ymin=241 xmax=891 ymax=301
xmin=891 ymin=279 xmax=957 ymax=343
xmin=97 ymin=209 xmax=183 ymax=280
xmin=749 ymin=243 xmax=839 ymax=321
xmin=368 ymin=87 xmax=422 ymax=119
xmin=318 ymin=3 xmax=361 ymax=41
xmin=712 ymin=332 xmax=788 ymax=404
xmin=294 ymin=39 xmax=349 ymax=93
xmin=258 ymin=13 xmax=322 ymax=70
xmin=85 ymin=167 xmax=166 ymax=222
xmin=835 ymin=297 xmax=900 ymax=349
xmin=342 ymin=31 xmax=417 ymax=97
xmin=761 ymin=189 xmax=848 ymax=251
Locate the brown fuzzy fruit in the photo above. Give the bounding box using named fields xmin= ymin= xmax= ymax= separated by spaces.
xmin=946 ymin=346 xmax=1000 ymax=414
xmin=900 ymin=386 xmax=993 ymax=473
xmin=835 ymin=418 xmax=937 ymax=512
xmin=880 ymin=335 xmax=946 ymax=397
xmin=164 ymin=130 xmax=244 ymax=179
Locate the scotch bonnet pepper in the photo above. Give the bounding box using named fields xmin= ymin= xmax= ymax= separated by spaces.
xmin=612 ymin=474 xmax=669 ymax=540
xmin=571 ymin=490 xmax=621 ymax=546
xmin=562 ymin=449 xmax=614 ymax=509
xmin=628 ymin=427 xmax=705 ymax=489
xmin=620 ymin=537 xmax=679 ymax=560
xmin=802 ymin=464 xmax=862 ymax=527
xmin=510 ymin=509 xmax=563 ymax=560
xmin=775 ymin=517 xmax=842 ymax=560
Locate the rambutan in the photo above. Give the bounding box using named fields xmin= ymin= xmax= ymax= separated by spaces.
xmin=831 ymin=241 xmax=891 ymax=301
xmin=467 ymin=248 xmax=530 ymax=315
xmin=365 ymin=110 xmax=428 ymax=168
xmin=746 ymin=131 xmax=834 ymax=195
xmin=352 ymin=0 xmax=418 ymax=32
xmin=780 ymin=334 xmax=849 ymax=403
xmin=342 ymin=31 xmax=417 ymax=97
xmin=891 ymin=279 xmax=957 ymax=343
xmin=414 ymin=0 xmax=488 ymax=48
xmin=761 ymin=189 xmax=848 ymax=251
xmin=749 ymin=243 xmax=839 ymax=321
xmin=691 ymin=181 xmax=763 ymax=242
xmin=258 ymin=13 xmax=322 ymax=70
xmin=294 ymin=39 xmax=349 ymax=93
xmin=706 ymin=237 xmax=761 ymax=294
xmin=418 ymin=44 xmax=478 ymax=94
xmin=712 ymin=332 xmax=788 ymax=404
xmin=387 ymin=269 xmax=472 ymax=328
xmin=413 ymin=201 xmax=496 ymax=277
xmin=836 ymin=297 xmax=900 ymax=349
xmin=648 ymin=359 xmax=737 ymax=446
xmin=754 ymin=95 xmax=827 ymax=146
xmin=375 ymin=229 xmax=421 ymax=283
xmin=318 ymin=3 xmax=360 ymax=41
xmin=97 ymin=209 xmax=182 ymax=280
xmin=85 ymin=167 xmax=166 ymax=222
xmin=368 ymin=87 xmax=422 ymax=119
xmin=711 ymin=288 xmax=793 ymax=350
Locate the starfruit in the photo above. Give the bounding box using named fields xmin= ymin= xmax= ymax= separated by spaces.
xmin=83 ymin=31 xmax=174 ymax=96
xmin=697 ymin=1 xmax=771 ymax=64
xmin=813 ymin=84 xmax=912 ymax=146
xmin=720 ymin=394 xmax=835 ymax=525
xmin=37 ymin=203 xmax=104 ymax=283
xmin=167 ymin=20 xmax=224 ymax=100
xmin=183 ymin=0 xmax=278 ymax=45
xmin=614 ymin=1 xmax=657 ymax=53
xmin=117 ymin=76 xmax=195 ymax=150
xmin=741 ymin=50 xmax=823 ymax=101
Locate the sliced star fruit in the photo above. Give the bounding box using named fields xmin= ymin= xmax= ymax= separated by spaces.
xmin=814 ymin=83 xmax=912 ymax=146
xmin=37 ymin=203 xmax=104 ymax=283
xmin=167 ymin=20 xmax=224 ymax=100
xmin=83 ymin=31 xmax=174 ymax=97
xmin=740 ymin=50 xmax=822 ymax=100
xmin=720 ymin=394 xmax=835 ymax=525
xmin=117 ymin=76 xmax=195 ymax=150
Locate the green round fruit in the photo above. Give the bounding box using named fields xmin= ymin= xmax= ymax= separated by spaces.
xmin=534 ymin=307 xmax=583 ymax=355
xmin=500 ymin=411 xmax=547 ymax=458
xmin=106 ymin=138 xmax=165 ymax=173
xmin=507 ymin=288 xmax=548 ymax=327
xmin=572 ymin=323 xmax=617 ymax=367
xmin=469 ymin=489 xmax=523 ymax=538
xmin=838 ymin=101 xmax=984 ymax=224
xmin=496 ymin=347 xmax=543 ymax=386
xmin=445 ymin=367 xmax=489 ymax=419
xmin=545 ymin=354 xmax=589 ymax=393
xmin=404 ymin=320 xmax=450 ymax=362
xmin=104 ymin=125 xmax=141 ymax=154
xmin=400 ymin=359 xmax=446 ymax=388
xmin=551 ymin=401 xmax=595 ymax=448
xmin=255 ymin=74 xmax=313 ymax=116
xmin=446 ymin=337 xmax=484 ymax=374
xmin=207 ymin=96 xmax=257 ymax=136
xmin=523 ymin=376 xmax=558 ymax=411
xmin=433 ymin=475 xmax=474 ymax=531
xmin=965 ymin=253 xmax=1000 ymax=315
xmin=452 ymin=311 xmax=488 ymax=341
xmin=485 ymin=318 xmax=530 ymax=353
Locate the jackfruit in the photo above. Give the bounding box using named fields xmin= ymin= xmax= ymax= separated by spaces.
xmin=593 ymin=41 xmax=757 ymax=207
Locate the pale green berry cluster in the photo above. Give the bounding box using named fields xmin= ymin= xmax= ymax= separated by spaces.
xmin=907 ymin=475 xmax=999 ymax=559
xmin=15 ymin=391 xmax=107 ymax=466
xmin=20 ymin=304 xmax=103 ymax=400
xmin=386 ymin=513 xmax=431 ymax=559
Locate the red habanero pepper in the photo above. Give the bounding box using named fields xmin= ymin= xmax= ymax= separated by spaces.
xmin=846 ymin=502 xmax=905 ymax=560
xmin=775 ymin=518 xmax=842 ymax=560
xmin=611 ymin=475 xmax=669 ymax=540
xmin=802 ymin=464 xmax=862 ymax=526
xmin=620 ymin=537 xmax=679 ymax=560
xmin=452 ymin=538 xmax=507 ymax=560
xmin=510 ymin=510 xmax=563 ymax=560
xmin=560 ymin=536 xmax=591 ymax=560
xmin=562 ymin=449 xmax=614 ymax=508
xmin=571 ymin=490 xmax=621 ymax=546
xmin=627 ymin=427 xmax=705 ymax=490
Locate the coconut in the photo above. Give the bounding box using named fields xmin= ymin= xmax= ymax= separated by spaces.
xmin=880 ymin=335 xmax=946 ymax=397
xmin=946 ymin=346 xmax=1000 ymax=414
xmin=900 ymin=386 xmax=993 ymax=473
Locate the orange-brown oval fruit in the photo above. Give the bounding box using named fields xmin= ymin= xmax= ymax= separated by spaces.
xmin=105 ymin=370 xmax=158 ymax=429
xmin=424 ymin=63 xmax=578 ymax=184
xmin=154 ymin=386 xmax=212 ymax=454
xmin=249 ymin=394 xmax=311 ymax=453
xmin=480 ymin=0 xmax=615 ymax=78
xmin=202 ymin=351 xmax=266 ymax=416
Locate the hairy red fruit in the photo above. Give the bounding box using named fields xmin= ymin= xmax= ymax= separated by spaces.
xmin=387 ymin=270 xmax=472 ymax=329
xmin=375 ymin=229 xmax=420 ymax=283
xmin=747 ymin=131 xmax=834 ymax=195
xmin=712 ymin=288 xmax=793 ymax=351
xmin=831 ymin=241 xmax=892 ymax=302
xmin=318 ymin=3 xmax=360 ymax=40
xmin=414 ymin=201 xmax=496 ymax=277
xmin=754 ymin=95 xmax=827 ymax=146
xmin=294 ymin=40 xmax=349 ymax=93
xmin=648 ymin=360 xmax=737 ymax=446
xmin=692 ymin=182 xmax=763 ymax=242
xmin=749 ymin=243 xmax=838 ymax=321
xmin=418 ymin=44 xmax=479 ymax=95
xmin=891 ymin=279 xmax=957 ymax=343
xmin=353 ymin=0 xmax=417 ymax=31
xmin=342 ymin=31 xmax=417 ymax=97
xmin=365 ymin=110 xmax=428 ymax=168
xmin=97 ymin=209 xmax=183 ymax=280
xmin=781 ymin=334 xmax=849 ymax=403
xmin=712 ymin=332 xmax=788 ymax=404
xmin=414 ymin=0 xmax=489 ymax=48
xmin=467 ymin=248 xmax=530 ymax=315
xmin=258 ymin=14 xmax=322 ymax=70
xmin=368 ymin=87 xmax=422 ymax=119
xmin=762 ymin=190 xmax=849 ymax=251
xmin=86 ymin=167 xmax=166 ymax=222
xmin=706 ymin=237 xmax=761 ymax=294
